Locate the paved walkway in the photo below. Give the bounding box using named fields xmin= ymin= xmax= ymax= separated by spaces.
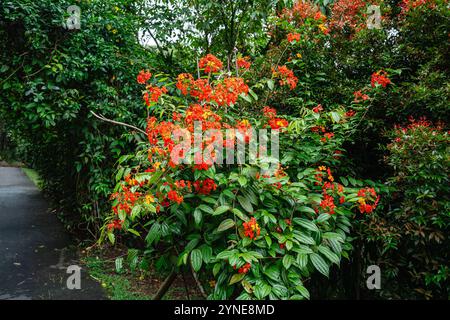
xmin=0 ymin=167 xmax=105 ymax=299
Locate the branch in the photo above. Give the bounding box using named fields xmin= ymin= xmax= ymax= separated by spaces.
xmin=153 ymin=270 xmax=177 ymax=300
xmin=89 ymin=110 xmax=146 ymax=135
xmin=191 ymin=266 xmax=208 ymax=299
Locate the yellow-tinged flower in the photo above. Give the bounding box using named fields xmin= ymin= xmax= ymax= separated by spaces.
xmin=318 ymin=166 xmax=327 ymax=171
xmin=145 ymin=194 xmax=155 ymax=204
xmin=153 ymin=162 xmax=161 ymax=169
xmin=296 ymin=53 xmax=302 ymax=59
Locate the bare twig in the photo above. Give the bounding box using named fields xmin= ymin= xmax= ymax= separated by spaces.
xmin=191 ymin=267 xmax=207 ymax=299
xmin=89 ymin=110 xmax=146 ymax=135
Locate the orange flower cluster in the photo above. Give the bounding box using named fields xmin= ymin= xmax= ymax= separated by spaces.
xmin=144 ymin=86 xmax=168 ymax=106
xmin=137 ymin=70 xmax=151 ymax=84
xmin=107 ymin=219 xmax=123 ymax=231
xmin=243 ymin=217 xmax=261 ymax=240
xmin=267 ymin=118 xmax=289 ymax=130
xmin=281 ymin=1 xmax=322 ymax=23
xmin=272 ymin=65 xmax=298 ymax=90
xmin=287 ymin=32 xmax=301 ymax=42
xmin=313 ymin=104 xmax=323 ymax=113
xmin=193 ymin=178 xmax=217 ymax=195
xmin=261 ymin=106 xmax=289 ymax=130
xmin=176 ymin=73 xmax=248 ymax=107
xmin=353 ymin=90 xmax=369 ymax=102
xmin=111 ymin=185 xmax=141 ymax=216
xmin=357 ymin=187 xmax=380 ymax=214
xmin=236 ymin=56 xmax=251 ymax=70
xmin=199 ymin=54 xmax=223 ymax=73
xmin=371 ymin=70 xmax=391 ymax=88
xmin=213 ymin=77 xmax=249 ymax=106
xmin=167 ymin=189 xmax=183 ymax=204
xmin=330 ymin=0 xmax=367 ymax=30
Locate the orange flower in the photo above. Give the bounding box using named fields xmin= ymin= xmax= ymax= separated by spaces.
xmin=236 ymin=56 xmax=251 ymax=69
xmin=199 ymin=54 xmax=223 ymax=73
xmin=137 ymin=70 xmax=151 ymax=84
xmin=243 ymin=217 xmax=260 ymax=240
xmin=287 ymin=32 xmax=301 ymax=42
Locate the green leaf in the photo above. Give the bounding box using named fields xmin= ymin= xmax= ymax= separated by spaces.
xmin=293 ymin=218 xmax=319 ymax=232
xmin=115 ymin=257 xmax=123 ymax=273
xmin=214 ymin=205 xmax=230 ymax=215
xmin=213 ymin=263 xmax=221 ymax=277
xmin=263 ymin=265 xmax=280 ymax=281
xmin=296 ymin=253 xmax=308 ymax=269
xmin=254 ymin=282 xmax=271 ymax=299
xmin=295 ymin=233 xmax=316 ymax=245
xmin=198 ymin=204 xmax=214 ymax=215
xmin=267 ymin=79 xmax=275 ymax=90
xmin=238 ymin=195 xmax=253 ymax=213
xmin=296 ymin=285 xmax=310 ymax=300
xmin=323 ymin=232 xmax=344 ymax=242
xmin=310 ymin=253 xmax=329 ymax=277
xmin=229 ymin=273 xmax=245 ymax=285
xmin=297 ymin=206 xmax=316 ymax=214
xmin=127 ymin=228 xmax=141 ymax=237
xmin=194 ymin=208 xmax=202 ymax=225
xmin=315 ymin=213 xmax=331 ymax=223
xmin=145 ymin=223 xmax=161 ymax=245
xmin=107 ymin=232 xmax=115 ymax=244
xmin=318 ymin=245 xmax=340 ymax=265
xmin=282 ymin=254 xmax=295 ymax=269
xmin=330 ymin=111 xmax=341 ymax=123
xmin=217 ymin=219 xmax=235 ymax=232
xmin=190 ymin=249 xmax=203 ymax=272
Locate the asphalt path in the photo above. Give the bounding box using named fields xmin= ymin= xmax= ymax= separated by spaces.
xmin=0 ymin=167 xmax=105 ymax=300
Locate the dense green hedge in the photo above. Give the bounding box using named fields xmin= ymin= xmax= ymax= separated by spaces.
xmin=0 ymin=0 xmax=159 ymax=233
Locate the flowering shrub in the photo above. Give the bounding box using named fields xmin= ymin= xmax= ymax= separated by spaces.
xmin=382 ymin=118 xmax=449 ymax=297
xmin=101 ymin=54 xmax=381 ymax=300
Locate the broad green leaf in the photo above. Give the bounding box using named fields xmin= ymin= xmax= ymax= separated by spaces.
xmin=190 ymin=249 xmax=203 ymax=272
xmin=238 ymin=195 xmax=253 ymax=213
xmin=310 ymin=253 xmax=329 ymax=277
xmin=229 ymin=273 xmax=245 ymax=285
xmin=217 ymin=219 xmax=235 ymax=232
xmin=293 ymin=217 xmax=319 ymax=232
xmin=214 ymin=205 xmax=230 ymax=215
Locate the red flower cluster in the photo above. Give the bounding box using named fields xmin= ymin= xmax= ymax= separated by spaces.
xmin=193 ymin=178 xmax=217 ymax=195
xmin=144 ymin=85 xmax=168 ymax=105
xmin=281 ymin=1 xmax=322 ymax=23
xmin=353 ymin=90 xmax=369 ymax=102
xmin=371 ymin=70 xmax=391 ymax=88
xmin=287 ymin=32 xmax=301 ymax=42
xmin=313 ymin=104 xmax=323 ymax=113
xmin=176 ymin=72 xmax=248 ymax=107
xmin=137 ymin=70 xmax=151 ymax=84
xmin=213 ymin=77 xmax=249 ymax=106
xmin=330 ymin=0 xmax=367 ymax=30
xmin=238 ymin=263 xmax=251 ymax=274
xmin=272 ymin=65 xmax=298 ymax=90
xmin=357 ymin=187 xmax=380 ymax=214
xmin=111 ymin=185 xmax=141 ymax=215
xmin=167 ymin=189 xmax=183 ymax=204
xmin=199 ymin=54 xmax=223 ymax=73
xmin=107 ymin=219 xmax=123 ymax=231
xmin=267 ymin=118 xmax=289 ymax=130
xmin=236 ymin=57 xmax=251 ymax=70
xmin=243 ymin=217 xmax=261 ymax=240
xmin=262 ymin=106 xmax=277 ymax=119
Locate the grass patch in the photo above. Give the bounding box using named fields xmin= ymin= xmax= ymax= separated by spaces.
xmin=22 ymin=168 xmax=43 ymax=189
xmin=84 ymin=256 xmax=152 ymax=300
xmin=81 ymin=246 xmax=203 ymax=300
